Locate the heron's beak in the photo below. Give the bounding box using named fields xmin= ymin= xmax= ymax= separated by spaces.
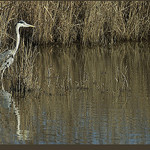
xmin=27 ymin=23 xmax=35 ymax=28
xmin=29 ymin=24 xmax=35 ymax=28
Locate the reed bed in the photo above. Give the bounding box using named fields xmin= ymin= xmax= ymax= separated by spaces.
xmin=0 ymin=1 xmax=149 ymax=47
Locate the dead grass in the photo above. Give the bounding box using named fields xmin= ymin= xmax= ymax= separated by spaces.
xmin=0 ymin=1 xmax=149 ymax=47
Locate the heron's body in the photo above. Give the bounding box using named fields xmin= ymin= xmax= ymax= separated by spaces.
xmin=0 ymin=50 xmax=14 ymax=71
xmin=0 ymin=20 xmax=35 ymax=90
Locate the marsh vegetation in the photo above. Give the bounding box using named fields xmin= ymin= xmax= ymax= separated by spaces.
xmin=0 ymin=1 xmax=149 ymax=92
xmin=0 ymin=2 xmax=150 ymax=144
xmin=0 ymin=1 xmax=149 ymax=46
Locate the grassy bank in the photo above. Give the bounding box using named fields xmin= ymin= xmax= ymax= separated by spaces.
xmin=0 ymin=1 xmax=149 ymax=47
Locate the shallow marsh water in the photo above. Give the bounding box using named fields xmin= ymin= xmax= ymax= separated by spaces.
xmin=0 ymin=42 xmax=150 ymax=144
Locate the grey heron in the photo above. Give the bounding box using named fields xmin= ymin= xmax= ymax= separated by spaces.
xmin=0 ymin=20 xmax=35 ymax=90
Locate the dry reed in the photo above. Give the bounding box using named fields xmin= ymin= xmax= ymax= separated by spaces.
xmin=0 ymin=1 xmax=149 ymax=47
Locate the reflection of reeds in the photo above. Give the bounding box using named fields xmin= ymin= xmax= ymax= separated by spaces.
xmin=0 ymin=1 xmax=149 ymax=47
xmin=35 ymin=42 xmax=150 ymax=97
xmin=15 ymin=42 xmax=150 ymax=144
xmin=0 ymin=43 xmax=150 ymax=143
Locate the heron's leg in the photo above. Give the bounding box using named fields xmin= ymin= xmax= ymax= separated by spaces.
xmin=1 ymin=70 xmax=4 ymax=81
xmin=1 ymin=69 xmax=5 ymax=91
xmin=1 ymin=82 xmax=4 ymax=91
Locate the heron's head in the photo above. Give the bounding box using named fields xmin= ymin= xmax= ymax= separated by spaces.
xmin=17 ymin=20 xmax=35 ymax=28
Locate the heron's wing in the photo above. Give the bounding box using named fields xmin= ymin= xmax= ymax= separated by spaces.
xmin=0 ymin=50 xmax=12 ymax=69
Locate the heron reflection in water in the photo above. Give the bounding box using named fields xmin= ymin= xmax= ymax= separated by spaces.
xmin=0 ymin=90 xmax=30 ymax=141
xmin=0 ymin=20 xmax=35 ymax=90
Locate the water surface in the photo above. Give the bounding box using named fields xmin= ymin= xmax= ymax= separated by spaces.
xmin=0 ymin=42 xmax=150 ymax=144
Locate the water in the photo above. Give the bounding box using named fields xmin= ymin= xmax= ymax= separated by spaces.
xmin=0 ymin=42 xmax=150 ymax=144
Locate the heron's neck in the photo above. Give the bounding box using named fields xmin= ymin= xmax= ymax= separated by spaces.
xmin=13 ymin=26 xmax=20 ymax=55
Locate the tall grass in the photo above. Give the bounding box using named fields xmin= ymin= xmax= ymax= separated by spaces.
xmin=3 ymin=41 xmax=38 ymax=95
xmin=0 ymin=1 xmax=149 ymax=47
